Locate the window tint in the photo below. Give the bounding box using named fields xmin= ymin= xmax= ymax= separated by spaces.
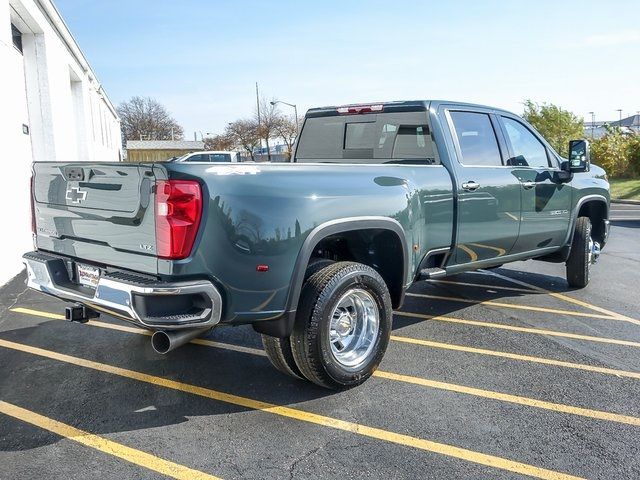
xmin=11 ymin=24 xmax=22 ymax=53
xmin=208 ymin=153 xmax=232 ymax=162
xmin=296 ymin=112 xmax=440 ymax=164
xmin=502 ymin=117 xmax=550 ymax=168
xmin=450 ymin=111 xmax=502 ymax=166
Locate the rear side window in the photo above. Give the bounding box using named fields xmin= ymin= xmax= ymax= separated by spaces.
xmin=501 ymin=117 xmax=550 ymax=168
xmin=296 ymin=112 xmax=439 ymax=164
xmin=450 ymin=111 xmax=502 ymax=167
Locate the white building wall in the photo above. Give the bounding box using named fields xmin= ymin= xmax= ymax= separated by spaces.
xmin=0 ymin=0 xmax=121 ymax=285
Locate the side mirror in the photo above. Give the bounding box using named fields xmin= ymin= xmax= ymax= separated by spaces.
xmin=568 ymin=139 xmax=590 ymax=173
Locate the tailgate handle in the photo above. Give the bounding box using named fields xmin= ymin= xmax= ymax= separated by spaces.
xmin=64 ymin=167 xmax=84 ymax=181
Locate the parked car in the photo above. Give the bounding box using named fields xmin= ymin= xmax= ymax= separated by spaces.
xmin=171 ymin=151 xmax=240 ymax=163
xmin=24 ymin=100 xmax=610 ymax=389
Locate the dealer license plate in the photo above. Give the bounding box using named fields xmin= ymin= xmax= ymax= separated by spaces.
xmin=76 ymin=263 xmax=100 ymax=288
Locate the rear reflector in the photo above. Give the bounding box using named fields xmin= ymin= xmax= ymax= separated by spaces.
xmin=337 ymin=104 xmax=384 ymax=114
xmin=155 ymin=180 xmax=202 ymax=259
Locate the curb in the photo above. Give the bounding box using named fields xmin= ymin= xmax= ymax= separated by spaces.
xmin=611 ymin=199 xmax=640 ymax=205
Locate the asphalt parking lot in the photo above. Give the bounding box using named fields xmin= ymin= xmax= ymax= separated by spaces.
xmin=1 ymin=205 xmax=639 ymax=479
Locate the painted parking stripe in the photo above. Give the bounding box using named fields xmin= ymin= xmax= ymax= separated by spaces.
xmin=395 ymin=310 xmax=640 ymax=349
xmin=373 ymin=371 xmax=640 ymax=427
xmin=0 ymin=338 xmax=581 ymax=480
xmin=11 ymin=307 xmax=640 ymax=427
xmin=11 ymin=307 xmax=266 ymax=357
xmin=390 ymin=335 xmax=640 ymax=380
xmin=0 ymin=400 xmax=220 ymax=480
xmin=477 ymin=270 xmax=640 ymax=325
xmin=406 ymin=293 xmax=621 ymax=320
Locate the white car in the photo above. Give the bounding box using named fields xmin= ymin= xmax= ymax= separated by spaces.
xmin=172 ymin=151 xmax=240 ymax=163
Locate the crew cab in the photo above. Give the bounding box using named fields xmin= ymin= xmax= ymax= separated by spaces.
xmin=24 ymin=100 xmax=610 ymax=389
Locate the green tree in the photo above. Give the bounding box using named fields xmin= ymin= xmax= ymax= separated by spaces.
xmin=522 ymin=100 xmax=584 ymax=157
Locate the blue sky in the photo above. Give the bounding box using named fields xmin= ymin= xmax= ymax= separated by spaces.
xmin=57 ymin=0 xmax=640 ymax=138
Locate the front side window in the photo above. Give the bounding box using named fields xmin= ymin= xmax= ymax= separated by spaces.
xmin=185 ymin=154 xmax=204 ymax=162
xmin=501 ymin=117 xmax=550 ymax=168
xmin=450 ymin=111 xmax=502 ymax=166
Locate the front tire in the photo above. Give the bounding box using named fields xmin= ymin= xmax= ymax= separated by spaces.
xmin=566 ymin=217 xmax=593 ymax=288
xmin=290 ymin=262 xmax=392 ymax=389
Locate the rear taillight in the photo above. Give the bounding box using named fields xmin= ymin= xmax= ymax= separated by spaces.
xmin=155 ymin=180 xmax=202 ymax=259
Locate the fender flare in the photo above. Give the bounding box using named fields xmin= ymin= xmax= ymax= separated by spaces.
xmin=284 ymin=216 xmax=409 ymax=312
xmin=253 ymin=216 xmax=408 ymax=338
xmin=564 ymin=194 xmax=609 ymax=246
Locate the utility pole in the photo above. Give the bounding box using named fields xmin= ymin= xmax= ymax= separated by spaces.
xmin=588 ymin=111 xmax=595 ymax=138
xmin=256 ymin=82 xmax=262 ymax=157
xmin=616 ymin=109 xmax=623 ymax=125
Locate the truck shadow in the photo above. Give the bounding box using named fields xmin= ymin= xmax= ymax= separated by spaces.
xmin=0 ymin=267 xmax=577 ymax=453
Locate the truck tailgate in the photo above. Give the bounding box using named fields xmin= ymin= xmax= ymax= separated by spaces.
xmin=33 ymin=162 xmax=159 ymax=274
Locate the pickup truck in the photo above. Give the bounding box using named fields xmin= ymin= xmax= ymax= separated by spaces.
xmin=24 ymin=100 xmax=610 ymax=389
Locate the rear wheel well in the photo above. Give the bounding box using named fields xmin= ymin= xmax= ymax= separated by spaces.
xmin=308 ymin=229 xmax=405 ymax=308
xmin=577 ymin=200 xmax=608 ymax=245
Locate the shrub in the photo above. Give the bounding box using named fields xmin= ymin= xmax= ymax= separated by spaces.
xmin=591 ymin=127 xmax=640 ymax=178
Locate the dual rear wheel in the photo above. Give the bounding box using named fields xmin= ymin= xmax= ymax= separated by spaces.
xmin=262 ymin=261 xmax=392 ymax=389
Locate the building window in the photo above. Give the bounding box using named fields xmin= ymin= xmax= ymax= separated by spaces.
xmin=11 ymin=23 xmax=22 ymax=53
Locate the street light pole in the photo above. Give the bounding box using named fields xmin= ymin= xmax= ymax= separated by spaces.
xmin=616 ymin=109 xmax=623 ymax=125
xmin=271 ymin=100 xmax=299 ymax=136
xmin=588 ymin=111 xmax=595 ymax=138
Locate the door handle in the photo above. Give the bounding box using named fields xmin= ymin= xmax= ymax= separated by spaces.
xmin=521 ymin=181 xmax=537 ymax=189
xmin=462 ymin=181 xmax=480 ymax=191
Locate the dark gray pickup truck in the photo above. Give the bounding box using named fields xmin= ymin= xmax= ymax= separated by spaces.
xmin=24 ymin=100 xmax=610 ymax=389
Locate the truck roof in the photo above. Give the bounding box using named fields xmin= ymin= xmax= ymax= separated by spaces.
xmin=305 ymin=100 xmax=516 ymax=118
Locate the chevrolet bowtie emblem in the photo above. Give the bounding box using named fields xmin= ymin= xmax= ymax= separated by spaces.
xmin=65 ymin=186 xmax=87 ymax=204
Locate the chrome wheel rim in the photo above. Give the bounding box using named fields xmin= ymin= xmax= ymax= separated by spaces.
xmin=588 ymin=237 xmax=601 ymax=265
xmin=328 ymin=288 xmax=379 ymax=368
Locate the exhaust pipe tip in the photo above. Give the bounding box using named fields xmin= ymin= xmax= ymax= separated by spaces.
xmin=151 ymin=330 xmax=171 ymax=354
xmin=151 ymin=327 xmax=210 ymax=355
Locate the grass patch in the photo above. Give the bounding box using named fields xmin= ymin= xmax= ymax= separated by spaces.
xmin=610 ymin=178 xmax=640 ymax=201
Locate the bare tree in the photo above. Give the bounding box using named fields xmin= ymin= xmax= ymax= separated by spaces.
xmin=117 ymin=96 xmax=184 ymax=142
xmin=226 ymin=120 xmax=260 ymax=161
xmin=273 ymin=115 xmax=298 ymax=160
xmin=204 ymin=134 xmax=235 ymax=151
xmin=255 ymin=98 xmax=281 ymax=161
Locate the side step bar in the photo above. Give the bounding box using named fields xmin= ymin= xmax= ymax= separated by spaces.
xmin=417 ymin=267 xmax=447 ymax=280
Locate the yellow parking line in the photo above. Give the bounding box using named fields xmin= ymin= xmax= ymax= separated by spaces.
xmin=457 ymin=244 xmax=478 ymax=262
xmin=406 ymin=293 xmax=620 ymax=320
xmin=390 ymin=335 xmax=640 ymax=380
xmin=427 ymin=279 xmax=537 ymax=294
xmin=394 ymin=310 xmax=640 ymax=348
xmin=372 ymin=371 xmax=640 ymax=427
xmin=480 ymin=270 xmax=640 ymax=326
xmin=10 ymin=308 xmax=266 ymax=357
xmin=468 ymin=243 xmax=507 ymax=257
xmin=0 ymin=338 xmax=580 ymax=480
xmin=0 ymin=400 xmax=220 ymax=480
xmin=11 ymin=307 xmax=640 ymax=428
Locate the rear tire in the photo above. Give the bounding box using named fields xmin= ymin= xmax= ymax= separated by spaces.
xmin=566 ymin=217 xmax=592 ymax=288
xmin=290 ymin=261 xmax=392 ymax=389
xmin=261 ymin=335 xmax=303 ymax=379
xmin=261 ymin=258 xmax=336 ymax=380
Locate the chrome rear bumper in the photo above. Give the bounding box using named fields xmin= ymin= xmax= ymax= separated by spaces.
xmin=23 ymin=251 xmax=222 ymax=330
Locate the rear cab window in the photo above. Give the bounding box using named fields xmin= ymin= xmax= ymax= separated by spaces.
xmin=295 ymin=109 xmax=440 ymax=165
